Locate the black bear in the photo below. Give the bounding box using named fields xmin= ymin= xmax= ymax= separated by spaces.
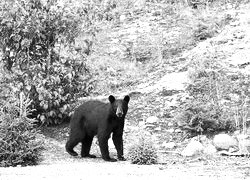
xmin=66 ymin=95 xmax=130 ymax=162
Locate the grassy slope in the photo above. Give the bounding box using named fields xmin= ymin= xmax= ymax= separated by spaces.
xmin=86 ymin=1 xmax=239 ymax=95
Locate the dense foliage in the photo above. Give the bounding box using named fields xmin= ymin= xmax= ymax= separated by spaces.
xmin=176 ymin=58 xmax=250 ymax=135
xmin=0 ymin=0 xmax=94 ymax=124
xmin=0 ymin=92 xmax=43 ymax=167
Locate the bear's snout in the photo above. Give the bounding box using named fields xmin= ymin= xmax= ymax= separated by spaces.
xmin=116 ymin=107 xmax=123 ymax=117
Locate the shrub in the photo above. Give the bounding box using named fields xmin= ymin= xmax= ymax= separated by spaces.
xmin=127 ymin=136 xmax=158 ymax=165
xmin=0 ymin=92 xmax=43 ymax=167
xmin=175 ymin=98 xmax=235 ymax=134
xmin=0 ymin=0 xmax=94 ymax=124
xmin=176 ymin=57 xmax=250 ymax=135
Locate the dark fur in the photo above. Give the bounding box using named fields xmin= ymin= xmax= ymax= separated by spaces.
xmin=65 ymin=95 xmax=130 ymax=162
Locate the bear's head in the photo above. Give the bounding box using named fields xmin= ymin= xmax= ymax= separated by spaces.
xmin=109 ymin=95 xmax=130 ymax=118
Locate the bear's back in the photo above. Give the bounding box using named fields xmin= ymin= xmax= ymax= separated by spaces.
xmin=78 ymin=100 xmax=108 ymax=112
xmin=75 ymin=100 xmax=110 ymax=122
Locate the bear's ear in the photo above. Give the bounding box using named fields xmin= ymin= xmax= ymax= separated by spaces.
xmin=108 ymin=95 xmax=116 ymax=104
xmin=123 ymin=95 xmax=130 ymax=103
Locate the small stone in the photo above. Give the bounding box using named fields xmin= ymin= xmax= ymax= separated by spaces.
xmin=204 ymin=144 xmax=217 ymax=155
xmin=138 ymin=121 xmax=145 ymax=127
xmin=174 ymin=129 xmax=182 ymax=133
xmin=237 ymin=134 xmax=250 ymax=154
xmin=168 ymin=122 xmax=174 ymax=127
xmin=162 ymin=142 xmax=176 ymax=149
xmin=181 ymin=140 xmax=204 ymax=157
xmin=146 ymin=116 xmax=159 ymax=124
xmin=119 ymin=14 xmax=126 ymax=22
xmin=213 ymin=134 xmax=238 ymax=151
xmin=166 ymin=128 xmax=175 ymax=133
xmin=154 ymin=127 xmax=161 ymax=131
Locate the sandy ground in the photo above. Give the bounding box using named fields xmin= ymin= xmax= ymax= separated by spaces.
xmin=0 ymin=156 xmax=249 ymax=180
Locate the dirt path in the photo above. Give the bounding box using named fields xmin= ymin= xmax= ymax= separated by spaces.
xmin=0 ymin=131 xmax=249 ymax=180
xmin=0 ymin=159 xmax=248 ymax=180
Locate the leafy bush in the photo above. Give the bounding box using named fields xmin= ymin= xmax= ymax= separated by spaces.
xmin=176 ymin=98 xmax=235 ymax=134
xmin=127 ymin=136 xmax=158 ymax=165
xmin=176 ymin=57 xmax=250 ymax=135
xmin=0 ymin=92 xmax=43 ymax=167
xmin=0 ymin=0 xmax=94 ymax=124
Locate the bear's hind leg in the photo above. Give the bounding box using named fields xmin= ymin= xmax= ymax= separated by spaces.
xmin=66 ymin=138 xmax=80 ymax=156
xmin=66 ymin=129 xmax=84 ymax=156
xmin=81 ymin=135 xmax=96 ymax=158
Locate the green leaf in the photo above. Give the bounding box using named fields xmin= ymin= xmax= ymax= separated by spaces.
xmin=40 ymin=115 xmax=46 ymax=123
xmin=43 ymin=103 xmax=48 ymax=110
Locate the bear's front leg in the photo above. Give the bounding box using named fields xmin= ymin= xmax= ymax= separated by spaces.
xmin=112 ymin=132 xmax=126 ymax=161
xmin=98 ymin=135 xmax=117 ymax=162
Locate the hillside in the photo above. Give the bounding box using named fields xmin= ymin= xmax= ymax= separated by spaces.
xmin=1 ymin=1 xmax=250 ymax=179
xmin=87 ymin=0 xmax=245 ymax=95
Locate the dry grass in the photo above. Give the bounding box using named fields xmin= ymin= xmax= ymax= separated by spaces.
xmin=54 ymin=0 xmax=246 ymax=96
xmin=84 ymin=0 xmax=238 ymax=94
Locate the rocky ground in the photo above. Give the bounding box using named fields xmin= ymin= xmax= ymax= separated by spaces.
xmin=1 ymin=2 xmax=250 ymax=180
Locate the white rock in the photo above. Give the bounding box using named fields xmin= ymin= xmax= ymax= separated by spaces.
xmin=174 ymin=129 xmax=182 ymax=133
xmin=166 ymin=128 xmax=175 ymax=133
xmin=190 ymin=136 xmax=217 ymax=155
xmin=204 ymin=144 xmax=217 ymax=155
xmin=138 ymin=120 xmax=145 ymax=127
xmin=133 ymin=0 xmax=146 ymax=9
xmin=237 ymin=134 xmax=250 ymax=154
xmin=162 ymin=142 xmax=176 ymax=149
xmin=146 ymin=116 xmax=159 ymax=124
xmin=181 ymin=140 xmax=204 ymax=157
xmin=213 ymin=134 xmax=238 ymax=151
xmin=119 ymin=14 xmax=126 ymax=22
xmin=168 ymin=122 xmax=174 ymax=127
xmin=154 ymin=127 xmax=161 ymax=131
